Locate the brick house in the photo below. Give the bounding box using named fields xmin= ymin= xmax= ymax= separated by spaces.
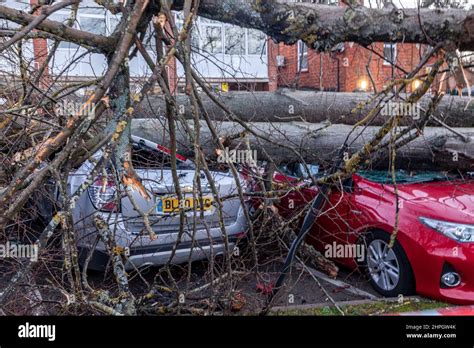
xmin=267 ymin=0 xmax=434 ymax=93
xmin=1 ymin=0 xmax=441 ymax=96
xmin=269 ymin=40 xmax=433 ymax=93
xmin=6 ymin=0 xmax=272 ymax=95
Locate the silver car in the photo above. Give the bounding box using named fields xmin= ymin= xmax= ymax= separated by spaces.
xmin=69 ymin=135 xmax=248 ymax=271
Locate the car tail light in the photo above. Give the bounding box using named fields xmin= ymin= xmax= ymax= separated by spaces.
xmin=88 ymin=175 xmax=119 ymax=212
xmin=236 ymin=231 xmax=247 ymax=239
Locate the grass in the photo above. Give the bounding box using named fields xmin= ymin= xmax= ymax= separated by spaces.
xmin=271 ymin=298 xmax=449 ymax=316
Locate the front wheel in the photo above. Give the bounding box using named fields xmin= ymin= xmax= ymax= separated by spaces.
xmin=360 ymin=230 xmax=415 ymax=297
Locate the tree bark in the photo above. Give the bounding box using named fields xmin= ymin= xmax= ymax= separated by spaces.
xmin=171 ymin=0 xmax=474 ymax=51
xmin=132 ymin=119 xmax=474 ymax=171
xmin=135 ymin=90 xmax=474 ymax=127
xmin=1 ymin=1 xmax=474 ymax=51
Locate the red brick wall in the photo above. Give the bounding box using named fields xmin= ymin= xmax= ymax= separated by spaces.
xmin=267 ymin=38 xmax=279 ymax=92
xmin=272 ymin=41 xmax=341 ymax=91
xmin=167 ymin=56 xmax=178 ymax=95
xmin=274 ymin=41 xmax=434 ymax=93
xmin=343 ymin=42 xmax=428 ymax=92
xmin=268 ymin=0 xmax=438 ymax=93
xmin=32 ymin=38 xmax=49 ymax=72
xmin=30 ymin=0 xmax=50 ymax=87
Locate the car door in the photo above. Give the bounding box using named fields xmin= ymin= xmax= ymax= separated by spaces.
xmin=308 ymin=177 xmax=353 ymax=260
xmin=273 ymin=163 xmax=353 ymax=261
xmin=272 ymin=163 xmax=316 ymax=220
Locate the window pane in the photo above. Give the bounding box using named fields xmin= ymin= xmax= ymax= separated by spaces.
xmin=175 ymin=12 xmax=185 ymax=22
xmin=0 ymin=19 xmax=20 ymax=29
xmin=225 ymin=26 xmax=245 ymax=55
xmin=383 ymin=43 xmax=396 ymax=64
xmin=79 ymin=16 xmax=106 ymax=36
xmin=78 ymin=6 xmax=105 ymax=15
xmin=48 ymin=12 xmax=79 ymax=49
xmin=108 ymin=15 xmax=120 ymax=35
xmin=144 ymin=24 xmax=156 ymax=51
xmin=298 ymin=41 xmax=308 ymax=70
xmin=48 ymin=12 xmax=71 ymax=25
xmin=202 ymin=26 xmax=222 ymax=54
xmin=58 ymin=41 xmax=81 ymax=50
xmin=248 ymin=29 xmax=266 ymax=55
xmin=300 ymin=55 xmax=308 ymax=70
xmin=177 ymin=21 xmax=200 ymax=52
xmin=190 ymin=27 xmax=200 ymax=52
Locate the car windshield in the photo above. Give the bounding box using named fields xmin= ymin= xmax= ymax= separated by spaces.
xmin=357 ymin=170 xmax=451 ymax=184
xmin=131 ymin=142 xmax=195 ymax=170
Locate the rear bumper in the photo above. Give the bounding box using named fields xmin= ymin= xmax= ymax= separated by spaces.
xmin=79 ymin=238 xmax=238 ymax=271
xmin=125 ymin=240 xmax=235 ymax=270
xmin=77 ymin=206 xmax=248 ymax=271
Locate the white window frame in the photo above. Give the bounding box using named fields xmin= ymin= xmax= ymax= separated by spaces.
xmin=224 ymin=24 xmax=246 ymax=56
xmin=47 ymin=7 xmax=114 ymax=76
xmin=297 ymin=40 xmax=308 ymax=72
xmin=200 ymin=22 xmax=224 ymax=55
xmin=176 ymin=14 xmax=267 ymax=57
xmin=383 ymin=43 xmax=397 ymax=66
xmin=246 ymin=29 xmax=267 ymax=57
xmin=48 ymin=8 xmax=111 ymax=48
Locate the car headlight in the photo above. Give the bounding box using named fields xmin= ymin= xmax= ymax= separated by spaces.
xmin=419 ymin=217 xmax=474 ymax=243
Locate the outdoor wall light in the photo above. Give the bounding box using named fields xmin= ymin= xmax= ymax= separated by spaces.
xmin=412 ymin=79 xmax=422 ymax=91
xmin=358 ymin=78 xmax=368 ymax=91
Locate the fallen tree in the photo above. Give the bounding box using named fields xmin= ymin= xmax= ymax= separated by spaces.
xmin=171 ymin=0 xmax=474 ymax=51
xmin=132 ymin=119 xmax=474 ymax=171
xmin=2 ymin=0 xmax=474 ymax=316
xmin=136 ymin=90 xmax=474 ymax=127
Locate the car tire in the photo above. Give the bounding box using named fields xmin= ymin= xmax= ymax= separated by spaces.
xmin=360 ymin=230 xmax=415 ymax=297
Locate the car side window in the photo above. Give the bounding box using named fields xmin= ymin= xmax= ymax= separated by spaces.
xmin=278 ymin=162 xmax=319 ymax=179
xmin=278 ymin=163 xmax=299 ymax=178
xmin=295 ymin=163 xmax=319 ymax=179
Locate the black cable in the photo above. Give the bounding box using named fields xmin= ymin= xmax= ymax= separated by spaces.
xmin=261 ymin=145 xmax=348 ymax=314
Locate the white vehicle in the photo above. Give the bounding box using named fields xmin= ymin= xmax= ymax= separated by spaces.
xmin=70 ymin=135 xmax=248 ymax=271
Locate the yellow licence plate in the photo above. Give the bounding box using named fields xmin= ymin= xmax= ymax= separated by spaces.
xmin=158 ymin=197 xmax=214 ymax=213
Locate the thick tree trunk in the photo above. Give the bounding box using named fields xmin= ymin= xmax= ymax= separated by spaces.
xmin=132 ymin=119 xmax=474 ymax=171
xmin=1 ymin=1 xmax=474 ymax=51
xmin=171 ymin=0 xmax=474 ymax=51
xmin=136 ymin=91 xmax=474 ymax=127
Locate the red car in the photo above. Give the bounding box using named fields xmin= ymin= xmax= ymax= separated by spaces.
xmin=249 ymin=164 xmax=474 ymax=304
